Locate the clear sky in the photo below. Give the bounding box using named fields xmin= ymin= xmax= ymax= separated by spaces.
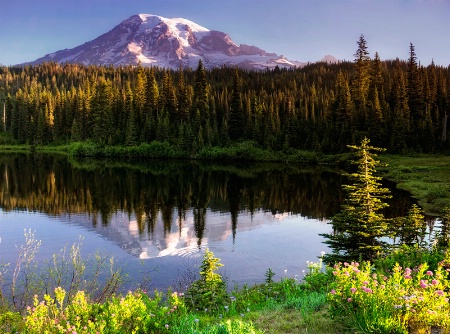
xmin=1 ymin=0 xmax=449 ymax=66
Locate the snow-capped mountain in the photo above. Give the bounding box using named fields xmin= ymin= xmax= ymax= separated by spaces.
xmin=26 ymin=14 xmax=307 ymax=70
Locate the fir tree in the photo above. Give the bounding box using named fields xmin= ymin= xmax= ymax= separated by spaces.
xmin=397 ymin=204 xmax=426 ymax=247
xmin=228 ymin=69 xmax=245 ymax=141
xmin=322 ymin=138 xmax=392 ymax=264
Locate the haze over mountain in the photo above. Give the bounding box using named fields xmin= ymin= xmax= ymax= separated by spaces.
xmin=26 ymin=14 xmax=320 ymax=70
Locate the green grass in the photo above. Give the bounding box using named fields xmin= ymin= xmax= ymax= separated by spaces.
xmin=379 ymin=154 xmax=450 ymax=214
xmin=0 ymin=144 xmax=70 ymax=154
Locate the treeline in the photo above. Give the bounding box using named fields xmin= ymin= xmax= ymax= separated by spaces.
xmin=0 ymin=36 xmax=449 ymax=153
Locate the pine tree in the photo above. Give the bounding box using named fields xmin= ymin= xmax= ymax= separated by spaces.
xmin=193 ymin=60 xmax=209 ymax=117
xmin=394 ymin=204 xmax=426 ymax=247
xmin=90 ymin=77 xmax=113 ymax=145
xmin=436 ymin=207 xmax=450 ymax=248
xmin=407 ymin=43 xmax=424 ymax=148
xmin=134 ymin=64 xmax=147 ymax=128
xmin=228 ymin=69 xmax=245 ymax=141
xmin=352 ymin=34 xmax=371 ymax=129
xmin=322 ymin=138 xmax=392 ymax=263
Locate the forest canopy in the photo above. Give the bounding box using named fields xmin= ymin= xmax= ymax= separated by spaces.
xmin=0 ymin=37 xmax=449 ymax=154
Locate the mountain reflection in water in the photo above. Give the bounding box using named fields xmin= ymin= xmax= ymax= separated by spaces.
xmin=0 ymin=154 xmax=417 ymax=289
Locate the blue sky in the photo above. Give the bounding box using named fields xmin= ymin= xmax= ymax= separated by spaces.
xmin=1 ymin=0 xmax=449 ymax=66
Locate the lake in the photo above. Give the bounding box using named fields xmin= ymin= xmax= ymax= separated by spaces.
xmin=0 ymin=153 xmax=416 ymax=291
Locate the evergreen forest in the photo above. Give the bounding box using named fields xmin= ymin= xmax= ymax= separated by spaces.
xmin=0 ymin=36 xmax=449 ymax=154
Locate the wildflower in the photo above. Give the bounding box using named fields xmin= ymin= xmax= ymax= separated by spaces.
xmin=435 ymin=290 xmax=444 ymax=296
xmin=380 ymin=285 xmax=385 ymax=289
xmin=194 ymin=319 xmax=199 ymax=323
xmin=347 ymin=298 xmax=352 ymax=302
xmin=344 ymin=262 xmax=349 ymax=266
xmin=426 ymin=271 xmax=433 ymax=276
xmin=331 ymin=289 xmax=336 ymax=295
xmin=165 ymin=324 xmax=169 ymax=329
xmin=247 ymin=307 xmax=250 ymax=312
xmin=241 ymin=313 xmax=245 ymax=317
xmin=362 ymin=281 xmax=369 ymax=285
xmin=364 ymin=288 xmax=373 ymax=294
xmin=404 ymin=275 xmax=412 ymax=279
xmin=350 ymin=288 xmax=357 ymax=293
xmin=432 ymin=279 xmax=439 ymax=285
xmin=420 ymin=280 xmax=428 ymax=289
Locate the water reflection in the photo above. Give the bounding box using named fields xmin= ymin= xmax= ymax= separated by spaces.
xmin=0 ymin=154 xmax=411 ymax=259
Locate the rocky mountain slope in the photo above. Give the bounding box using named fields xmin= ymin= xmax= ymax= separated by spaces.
xmin=27 ymin=14 xmax=308 ymax=70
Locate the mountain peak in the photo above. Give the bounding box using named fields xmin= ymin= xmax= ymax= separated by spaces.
xmin=25 ymin=14 xmax=307 ymax=70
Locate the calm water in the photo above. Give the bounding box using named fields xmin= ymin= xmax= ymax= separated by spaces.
xmin=0 ymin=154 xmax=415 ymax=290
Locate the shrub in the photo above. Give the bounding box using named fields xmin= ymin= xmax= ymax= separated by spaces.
xmin=184 ymin=249 xmax=229 ymax=313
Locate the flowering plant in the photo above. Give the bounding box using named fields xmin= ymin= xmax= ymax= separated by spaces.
xmin=328 ymin=261 xmax=450 ymax=333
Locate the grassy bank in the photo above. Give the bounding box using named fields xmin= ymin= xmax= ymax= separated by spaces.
xmin=2 ymin=244 xmax=450 ymax=333
xmin=379 ymin=154 xmax=450 ymax=214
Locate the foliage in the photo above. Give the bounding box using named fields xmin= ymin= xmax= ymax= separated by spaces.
xmin=264 ymin=268 xmax=276 ymax=284
xmin=391 ymin=204 xmax=427 ymax=247
xmin=1 ymin=231 xmax=126 ymax=314
xmin=374 ymin=245 xmax=450 ymax=277
xmin=302 ymin=252 xmax=335 ymax=293
xmin=328 ymin=261 xmax=450 ymax=333
xmin=322 ymin=138 xmax=392 ymax=263
xmin=184 ymin=249 xmax=229 ymax=313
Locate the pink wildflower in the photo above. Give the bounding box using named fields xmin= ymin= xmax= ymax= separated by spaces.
xmin=350 ymin=288 xmax=357 ymax=293
xmin=404 ymin=275 xmax=412 ymax=279
xmin=331 ymin=289 xmax=336 ymax=295
xmin=432 ymin=279 xmax=439 ymax=285
xmin=347 ymin=298 xmax=352 ymax=302
xmin=426 ymin=270 xmax=433 ymax=276
xmin=435 ymin=290 xmax=444 ymax=296
xmin=363 ymin=281 xmax=369 ymax=285
xmin=420 ymin=280 xmax=428 ymax=288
